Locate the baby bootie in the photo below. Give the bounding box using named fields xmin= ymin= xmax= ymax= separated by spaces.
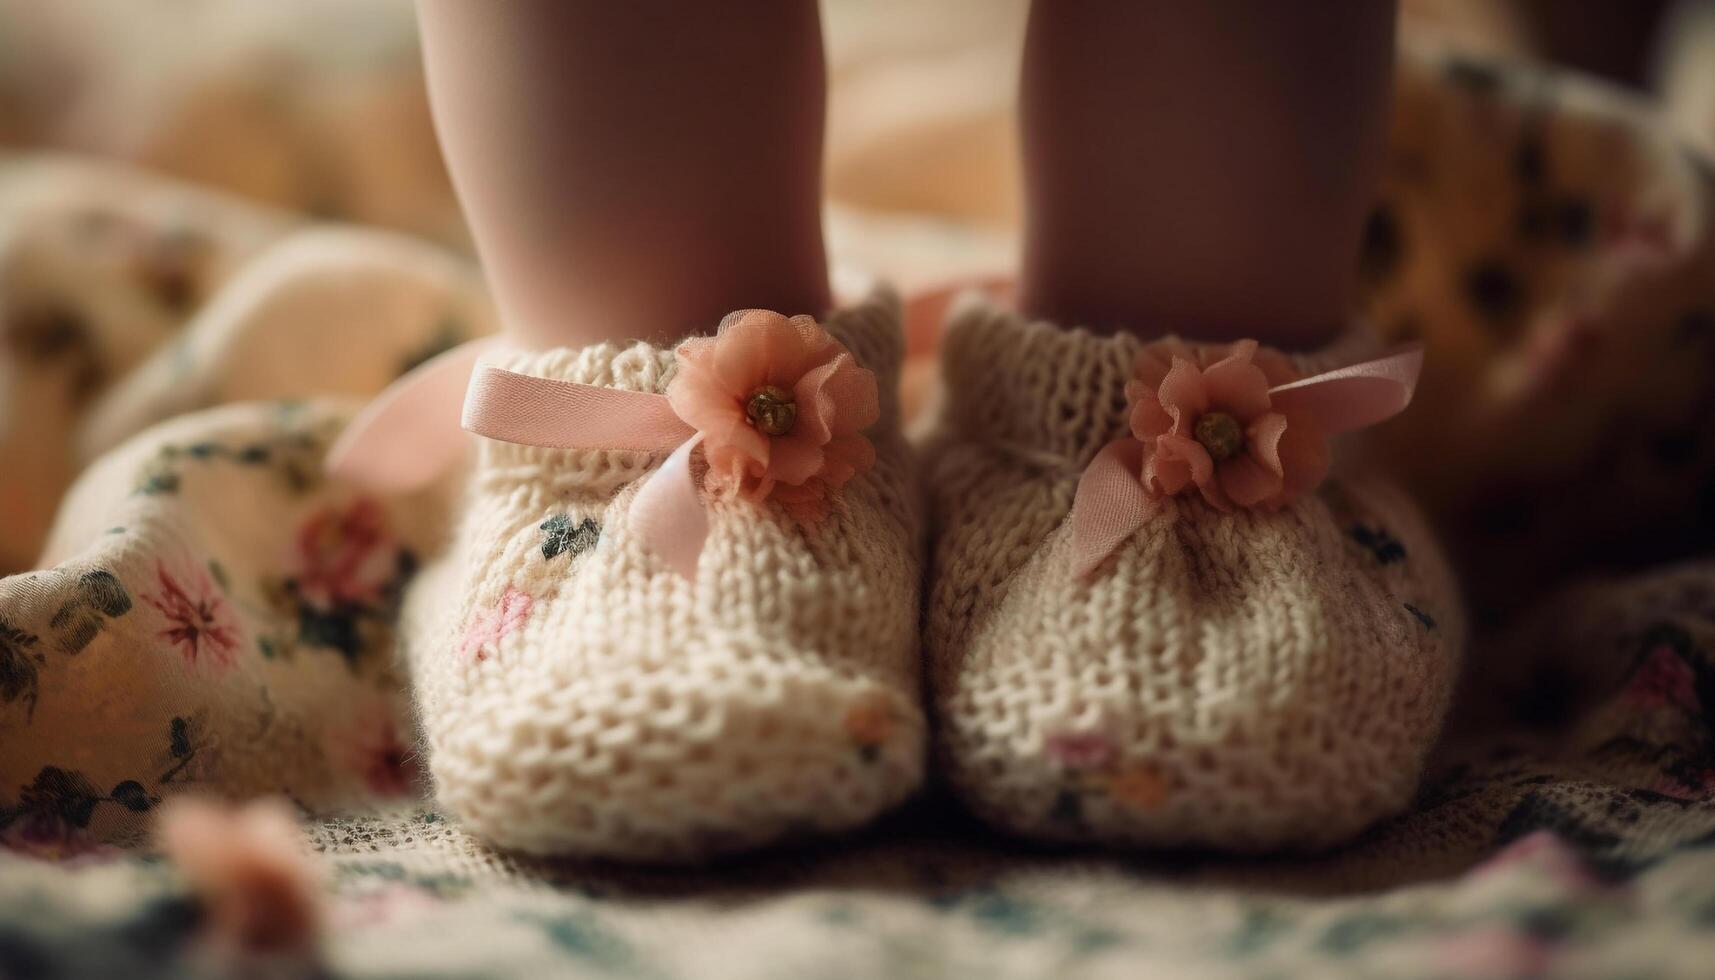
xmin=925 ymin=298 xmax=1465 ymax=851
xmin=404 ymin=288 xmax=926 ymax=860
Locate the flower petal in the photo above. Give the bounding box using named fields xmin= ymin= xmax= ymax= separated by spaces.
xmin=1156 ymin=358 xmax=1210 ymax=431
xmin=667 ymin=366 xmax=745 ymax=433
xmin=1129 ymin=394 xmax=1173 ymax=441
xmin=1152 ymin=432 xmax=1216 ymax=501
xmin=794 ymin=353 xmax=879 ymax=443
xmin=1274 ymin=411 xmax=1331 ymax=502
xmin=1202 ymin=346 xmax=1273 ymax=421
xmin=1134 ymin=339 xmax=1194 ymax=388
xmin=766 ymin=432 xmax=826 ymax=486
xmin=1219 ymin=454 xmax=1284 ymax=508
xmin=1244 ymin=413 xmax=1289 ymax=478
xmin=819 ymin=433 xmax=875 ymax=488
xmin=764 ymin=314 xmax=835 ymax=391
xmin=707 ymin=310 xmax=808 ymax=393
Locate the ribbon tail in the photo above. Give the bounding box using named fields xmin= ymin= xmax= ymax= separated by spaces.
xmin=630 ymin=433 xmax=708 ymax=580
xmin=1267 ymin=345 xmax=1424 ymax=435
xmin=325 ymin=337 xmax=499 ymax=492
xmin=1070 ymin=439 xmax=1157 ymax=579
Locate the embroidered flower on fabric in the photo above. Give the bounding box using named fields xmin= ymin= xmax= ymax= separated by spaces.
xmin=1126 ymin=339 xmax=1330 ymax=511
xmin=292 ymin=497 xmax=395 ymax=608
xmin=1624 ymin=642 xmax=1699 ymax=711
xmin=332 ymin=706 xmax=419 ymax=798
xmin=143 ymin=561 xmax=242 ymax=670
xmin=458 ymin=587 xmax=532 ymax=662
xmin=667 ymin=310 xmax=879 ymax=513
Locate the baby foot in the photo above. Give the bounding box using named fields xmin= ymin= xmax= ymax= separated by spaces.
xmin=925 ymin=297 xmax=1464 ymax=851
xmin=407 ymin=288 xmax=926 ymax=860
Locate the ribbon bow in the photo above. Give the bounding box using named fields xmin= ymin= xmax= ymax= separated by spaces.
xmin=1069 ymin=346 xmax=1424 ymax=578
xmin=326 ymin=311 xmax=878 ymax=581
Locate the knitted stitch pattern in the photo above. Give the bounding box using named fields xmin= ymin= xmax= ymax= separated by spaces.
xmin=924 ymin=299 xmax=1465 ymax=851
xmin=405 ymin=288 xmax=925 ymax=861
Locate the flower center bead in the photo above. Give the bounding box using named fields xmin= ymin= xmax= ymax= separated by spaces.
xmin=745 ymin=385 xmax=798 ymax=437
xmin=1193 ymin=411 xmax=1244 ymax=462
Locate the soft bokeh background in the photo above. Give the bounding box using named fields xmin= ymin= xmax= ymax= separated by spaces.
xmin=1 ymin=0 xmax=1710 ymax=284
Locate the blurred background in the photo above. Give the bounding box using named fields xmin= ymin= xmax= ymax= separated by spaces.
xmin=1 ymin=0 xmax=1711 ymax=286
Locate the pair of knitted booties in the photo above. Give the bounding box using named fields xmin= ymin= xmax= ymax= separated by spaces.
xmin=383 ymin=287 xmax=1463 ymax=861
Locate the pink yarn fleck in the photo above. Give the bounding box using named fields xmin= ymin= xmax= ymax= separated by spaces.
xmin=1625 ymin=644 xmax=1699 ymax=711
xmin=1044 ymin=730 xmax=1114 ymax=771
xmin=459 ymin=587 xmax=532 ymax=662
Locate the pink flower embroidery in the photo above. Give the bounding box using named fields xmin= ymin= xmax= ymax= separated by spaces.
xmin=293 ymin=497 xmax=393 ymax=608
xmin=333 ymin=707 xmax=419 ymax=798
xmin=1127 ymin=339 xmax=1330 ymax=511
xmin=1 ymin=812 xmax=117 ymax=863
xmin=667 ymin=310 xmax=879 ymax=513
xmin=1624 ymin=644 xmax=1699 ymax=711
xmin=334 ymin=881 xmax=444 ymax=929
xmin=1437 ymin=927 xmax=1556 ymax=979
xmin=1467 ymin=830 xmax=1601 ymax=892
xmin=458 ymin=587 xmax=532 ymax=662
xmin=143 ymin=561 xmax=241 ymax=670
xmin=1044 ymin=730 xmax=1114 ymax=771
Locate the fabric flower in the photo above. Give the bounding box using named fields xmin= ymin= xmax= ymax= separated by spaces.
xmin=293 ymin=497 xmax=393 ymax=608
xmin=143 ymin=561 xmax=242 ymax=670
xmin=1126 ymin=339 xmax=1330 ymax=511
xmin=667 ymin=310 xmax=879 ymax=507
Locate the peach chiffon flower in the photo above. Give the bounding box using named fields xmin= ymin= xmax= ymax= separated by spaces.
xmin=667 ymin=310 xmax=879 ymax=509
xmin=1126 ymin=339 xmax=1330 ymax=511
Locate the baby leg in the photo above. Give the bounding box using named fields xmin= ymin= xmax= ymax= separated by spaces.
xmin=416 ymin=0 xmax=830 ymax=347
xmin=1017 ymin=0 xmax=1395 ymax=347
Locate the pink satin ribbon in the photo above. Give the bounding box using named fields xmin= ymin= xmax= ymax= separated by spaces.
xmin=460 ymin=357 xmax=710 ymax=579
xmin=325 ymin=342 xmax=714 ymax=579
xmin=1069 ymin=346 xmax=1424 ymax=579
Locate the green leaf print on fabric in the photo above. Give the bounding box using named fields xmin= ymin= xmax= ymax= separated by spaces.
xmin=47 ymin=568 xmax=134 ymax=655
xmin=131 ymin=415 xmax=339 ymax=498
xmin=256 ymin=499 xmax=419 ymax=667
xmin=540 ymin=515 xmax=601 ymax=562
xmin=158 ymin=716 xmax=203 ymax=786
xmin=0 ymin=766 xmax=160 ymax=855
xmin=518 ymin=909 xmax=654 ymax=978
xmin=0 ymin=619 xmax=43 ymax=720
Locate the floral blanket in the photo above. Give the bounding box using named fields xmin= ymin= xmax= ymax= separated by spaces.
xmin=6 ymin=39 xmax=1715 ymax=980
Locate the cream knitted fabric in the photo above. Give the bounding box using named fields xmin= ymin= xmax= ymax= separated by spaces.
xmin=925 ymin=299 xmax=1465 ymax=851
xmin=406 ymin=289 xmax=925 ymax=861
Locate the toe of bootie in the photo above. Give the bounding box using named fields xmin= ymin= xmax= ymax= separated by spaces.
xmin=936 ymin=478 xmax=1460 ymax=851
xmin=426 ymin=624 xmax=925 ymax=860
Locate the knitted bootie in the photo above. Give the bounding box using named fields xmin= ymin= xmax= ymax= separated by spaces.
xmin=925 ymin=299 xmax=1465 ymax=851
xmin=405 ymin=289 xmax=926 ymax=860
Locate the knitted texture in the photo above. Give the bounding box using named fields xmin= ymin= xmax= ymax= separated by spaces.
xmin=406 ymin=288 xmax=925 ymax=861
xmin=924 ymin=299 xmax=1465 ymax=851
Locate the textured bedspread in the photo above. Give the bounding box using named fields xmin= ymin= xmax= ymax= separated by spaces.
xmin=5 ymin=37 xmax=1715 ymax=980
